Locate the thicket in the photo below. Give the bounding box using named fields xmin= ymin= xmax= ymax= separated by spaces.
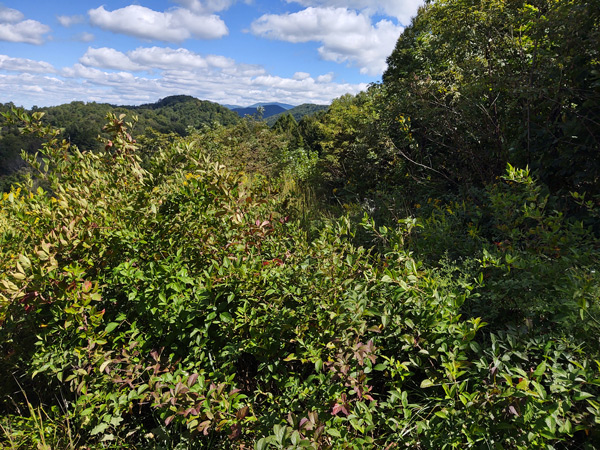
xmin=1 ymin=0 xmax=599 ymax=448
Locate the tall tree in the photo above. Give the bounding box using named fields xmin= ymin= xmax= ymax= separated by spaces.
xmin=383 ymin=0 xmax=600 ymax=195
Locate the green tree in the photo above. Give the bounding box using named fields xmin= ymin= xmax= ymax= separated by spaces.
xmin=383 ymin=0 xmax=600 ymax=195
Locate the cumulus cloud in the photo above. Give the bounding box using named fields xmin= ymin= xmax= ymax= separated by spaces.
xmin=0 ymin=5 xmax=23 ymax=23
xmin=80 ymin=47 xmax=145 ymax=72
xmin=317 ymin=72 xmax=334 ymax=83
xmin=0 ymin=6 xmax=50 ymax=44
xmin=129 ymin=47 xmax=209 ymax=70
xmin=0 ymin=20 xmax=51 ymax=44
xmin=0 ymin=55 xmax=55 ymax=73
xmin=2 ymin=44 xmax=364 ymax=108
xmin=251 ymin=7 xmax=402 ymax=75
xmin=88 ymin=5 xmax=228 ymax=42
xmin=57 ymin=14 xmax=85 ymax=27
xmin=285 ymin=0 xmax=423 ymax=24
xmin=293 ymin=71 xmax=311 ymax=80
xmin=79 ymin=46 xmax=236 ymax=72
xmin=62 ymin=63 xmax=137 ymax=87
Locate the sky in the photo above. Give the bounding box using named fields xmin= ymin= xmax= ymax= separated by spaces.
xmin=0 ymin=0 xmax=424 ymax=108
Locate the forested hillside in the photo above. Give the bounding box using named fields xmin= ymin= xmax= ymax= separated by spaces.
xmin=0 ymin=97 xmax=327 ymax=192
xmin=232 ymin=104 xmax=287 ymax=119
xmin=0 ymin=96 xmax=239 ymax=190
xmin=1 ymin=0 xmax=599 ymax=448
xmin=266 ymin=104 xmax=329 ymax=126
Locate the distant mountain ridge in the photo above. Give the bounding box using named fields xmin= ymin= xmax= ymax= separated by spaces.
xmin=266 ymin=103 xmax=329 ymax=126
xmin=224 ymin=102 xmax=295 ymax=110
xmin=232 ymin=104 xmax=288 ymax=119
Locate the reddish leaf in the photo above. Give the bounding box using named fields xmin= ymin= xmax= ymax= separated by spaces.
xmin=187 ymin=373 xmax=199 ymax=387
xmin=236 ymin=405 xmax=249 ymax=421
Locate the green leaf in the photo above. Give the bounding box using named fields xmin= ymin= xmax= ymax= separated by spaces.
xmin=573 ymin=391 xmax=594 ymax=401
xmin=420 ymin=379 xmax=435 ymax=388
xmin=104 ymin=322 xmax=119 ymax=334
xmin=326 ymin=428 xmax=341 ymax=438
xmin=220 ymin=312 xmax=233 ymax=323
xmin=533 ymin=361 xmax=547 ymax=378
xmin=90 ymin=422 xmax=109 ymax=435
xmin=256 ymin=437 xmax=272 ymax=450
xmin=434 ymin=410 xmax=448 ymax=419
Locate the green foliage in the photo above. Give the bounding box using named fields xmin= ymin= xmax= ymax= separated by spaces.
xmin=1 ymin=110 xmax=598 ymax=448
xmin=0 ymin=96 xmax=240 ymax=188
xmin=266 ymin=103 xmax=329 ymax=127
xmin=1 ymin=1 xmax=599 ymax=446
xmin=383 ymin=0 xmax=600 ymax=196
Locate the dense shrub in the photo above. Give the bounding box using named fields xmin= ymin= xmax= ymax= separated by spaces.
xmin=0 ymin=110 xmax=598 ymax=448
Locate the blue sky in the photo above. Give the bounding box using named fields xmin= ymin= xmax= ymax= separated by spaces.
xmin=0 ymin=0 xmax=423 ymax=108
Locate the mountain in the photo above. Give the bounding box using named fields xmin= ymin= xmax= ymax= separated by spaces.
xmin=223 ymin=102 xmax=295 ymax=111
xmin=266 ymin=103 xmax=329 ymax=126
xmin=129 ymin=95 xmax=240 ymax=134
xmin=232 ymin=104 xmax=287 ymax=119
xmin=248 ymin=102 xmax=295 ymax=110
xmin=0 ymin=95 xmax=240 ymax=187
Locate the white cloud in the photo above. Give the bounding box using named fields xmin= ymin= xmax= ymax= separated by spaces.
xmin=0 ymin=6 xmax=50 ymax=44
xmin=79 ymin=46 xmax=236 ymax=72
xmin=251 ymin=7 xmax=402 ymax=75
xmin=284 ymin=0 xmax=423 ymax=24
xmin=317 ymin=72 xmax=334 ymax=83
xmin=0 ymin=55 xmax=55 ymax=73
xmin=129 ymin=47 xmax=209 ymax=70
xmin=88 ymin=5 xmax=228 ymax=42
xmin=0 ymin=5 xmax=23 ymax=23
xmin=293 ymin=71 xmax=311 ymax=80
xmin=0 ymin=19 xmax=51 ymax=44
xmin=61 ymin=63 xmax=137 ymax=86
xmin=174 ymin=0 xmax=236 ymax=13
xmin=61 ymin=63 xmax=103 ymax=79
xmin=2 ymin=45 xmax=365 ymax=108
xmin=80 ymin=47 xmax=145 ymax=72
xmin=205 ymin=54 xmax=235 ymax=69
xmin=57 ymin=14 xmax=85 ymax=27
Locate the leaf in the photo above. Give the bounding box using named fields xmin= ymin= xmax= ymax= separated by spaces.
xmin=0 ymin=279 xmax=19 ymax=293
xmin=236 ymin=405 xmax=249 ymax=421
xmin=90 ymin=422 xmax=109 ymax=435
xmin=104 ymin=322 xmax=119 ymax=334
xmin=99 ymin=359 xmax=111 ymax=373
xmin=434 ymin=410 xmax=448 ymax=419
xmin=256 ymin=437 xmax=271 ymax=450
xmin=326 ymin=428 xmax=341 ymax=438
xmin=219 ymin=312 xmax=233 ymax=323
xmin=533 ymin=361 xmax=547 ymax=378
xmin=165 ymin=415 xmax=175 ymax=426
xmin=573 ymin=391 xmax=594 ymax=401
xmin=187 ymin=373 xmax=199 ymax=387
xmin=420 ymin=379 xmax=435 ymax=388
xmin=18 ymin=254 xmax=31 ymax=270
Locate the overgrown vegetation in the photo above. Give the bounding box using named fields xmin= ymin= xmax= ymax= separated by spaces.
xmin=1 ymin=0 xmax=599 ymax=448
